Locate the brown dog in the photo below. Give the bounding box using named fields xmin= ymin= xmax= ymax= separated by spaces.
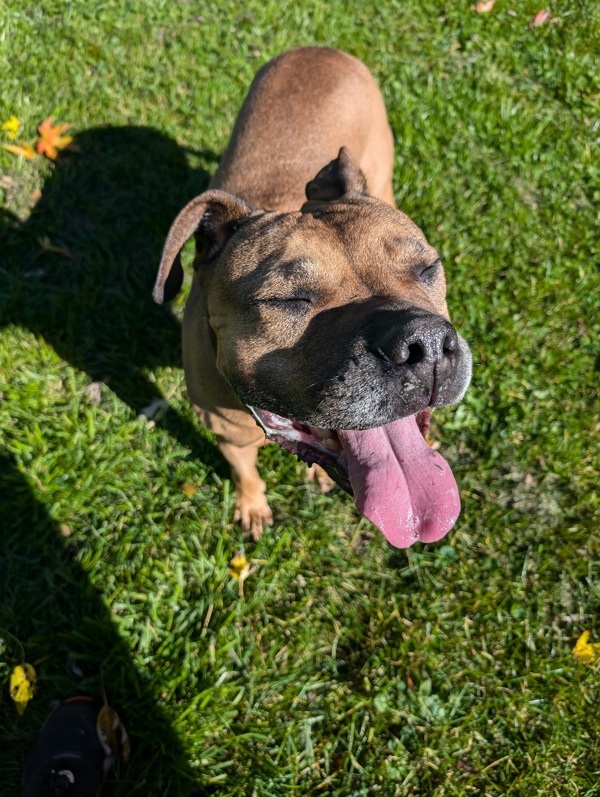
xmin=153 ymin=47 xmax=472 ymax=548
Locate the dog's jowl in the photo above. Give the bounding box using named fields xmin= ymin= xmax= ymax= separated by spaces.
xmin=154 ymin=47 xmax=472 ymax=548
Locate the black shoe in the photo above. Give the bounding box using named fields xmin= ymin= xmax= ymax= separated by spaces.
xmin=20 ymin=696 xmax=106 ymax=797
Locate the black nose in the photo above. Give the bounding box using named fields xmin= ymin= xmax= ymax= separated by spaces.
xmin=374 ymin=312 xmax=458 ymax=386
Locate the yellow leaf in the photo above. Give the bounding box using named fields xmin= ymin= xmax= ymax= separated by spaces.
xmin=9 ymin=663 xmax=37 ymax=714
xmin=425 ymin=431 xmax=441 ymax=450
xmin=1 ymin=115 xmax=20 ymax=139
xmin=229 ymin=554 xmax=249 ymax=580
xmin=181 ymin=481 xmax=198 ymax=498
xmin=2 ymin=142 xmax=38 ymax=160
xmin=36 ymin=117 xmax=74 ymax=160
xmin=573 ymin=630 xmax=600 ymax=664
xmin=97 ymin=702 xmax=131 ymax=762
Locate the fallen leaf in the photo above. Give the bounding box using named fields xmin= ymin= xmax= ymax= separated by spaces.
xmin=229 ymin=554 xmax=249 ymax=580
xmin=97 ymin=701 xmax=131 ymax=767
xmin=36 ymin=117 xmax=73 ymax=160
xmin=181 ymin=481 xmax=199 ymax=497
xmin=530 ymin=9 xmax=551 ymax=28
xmin=475 ymin=0 xmax=496 ymax=11
xmin=573 ymin=630 xmax=600 ymax=664
xmin=2 ymin=142 xmax=38 ymax=160
xmin=425 ymin=432 xmax=441 ymax=450
xmin=1 ymin=115 xmax=20 ymax=139
xmin=9 ymin=663 xmax=37 ymax=714
xmin=59 ymin=522 xmax=72 ymax=537
xmin=83 ymin=381 xmax=104 ymax=406
xmin=37 ymin=235 xmax=74 ymax=258
xmin=229 ymin=553 xmax=252 ymax=597
xmin=0 ymin=175 xmax=17 ymax=191
xmin=29 ymin=189 xmax=42 ymax=207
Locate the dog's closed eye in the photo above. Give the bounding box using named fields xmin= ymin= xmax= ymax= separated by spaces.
xmin=253 ymin=293 xmax=315 ymax=312
xmin=413 ymin=259 xmax=441 ymax=284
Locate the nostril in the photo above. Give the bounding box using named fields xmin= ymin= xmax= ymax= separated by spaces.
xmin=406 ymin=342 xmax=425 ymax=365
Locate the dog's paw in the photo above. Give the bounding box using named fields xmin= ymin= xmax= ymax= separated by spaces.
xmin=306 ymin=463 xmax=336 ymax=494
xmin=234 ymin=499 xmax=274 ymax=542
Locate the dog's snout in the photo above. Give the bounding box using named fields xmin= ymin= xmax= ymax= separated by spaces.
xmin=377 ymin=316 xmax=456 ymax=363
xmin=373 ymin=313 xmax=460 ymax=396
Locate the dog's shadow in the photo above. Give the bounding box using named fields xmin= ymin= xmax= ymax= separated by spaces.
xmin=0 ymin=127 xmax=225 ymax=794
xmin=0 ymin=451 xmax=214 ymax=795
xmin=0 ymin=124 xmax=222 ymax=467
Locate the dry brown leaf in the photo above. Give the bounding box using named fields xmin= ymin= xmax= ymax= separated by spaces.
xmin=37 ymin=235 xmax=74 ymax=258
xmin=0 ymin=175 xmax=17 ymax=191
xmin=97 ymin=701 xmax=131 ymax=763
xmin=84 ymin=381 xmax=103 ymax=406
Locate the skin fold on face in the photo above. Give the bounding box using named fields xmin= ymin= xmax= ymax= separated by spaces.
xmin=203 ymin=199 xmax=471 ymax=429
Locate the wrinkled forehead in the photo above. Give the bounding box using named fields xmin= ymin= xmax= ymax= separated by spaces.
xmin=221 ymin=213 xmax=346 ymax=298
xmin=317 ymin=201 xmax=439 ymax=280
xmin=304 ymin=196 xmax=427 ymax=244
xmin=227 ymin=200 xmax=436 ymax=281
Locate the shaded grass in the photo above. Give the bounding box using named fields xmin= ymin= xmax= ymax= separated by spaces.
xmin=1 ymin=0 xmax=599 ymax=795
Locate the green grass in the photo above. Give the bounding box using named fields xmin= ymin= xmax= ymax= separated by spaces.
xmin=1 ymin=0 xmax=599 ymax=794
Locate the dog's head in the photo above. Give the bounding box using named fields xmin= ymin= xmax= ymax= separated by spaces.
xmin=154 ymin=148 xmax=472 ymax=548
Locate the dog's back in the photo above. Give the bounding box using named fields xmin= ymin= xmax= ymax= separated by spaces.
xmin=211 ymin=47 xmax=395 ymax=210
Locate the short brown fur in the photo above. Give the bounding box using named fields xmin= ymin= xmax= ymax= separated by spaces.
xmin=154 ymin=47 xmax=470 ymax=537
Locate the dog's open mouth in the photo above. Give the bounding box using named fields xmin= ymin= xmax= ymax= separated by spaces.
xmin=248 ymin=406 xmax=460 ymax=548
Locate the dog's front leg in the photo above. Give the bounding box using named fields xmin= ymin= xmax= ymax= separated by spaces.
xmin=218 ymin=440 xmax=273 ymax=541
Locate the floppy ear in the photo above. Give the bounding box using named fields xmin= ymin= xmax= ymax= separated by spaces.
xmin=305 ymin=146 xmax=368 ymax=202
xmin=153 ymin=189 xmax=253 ymax=304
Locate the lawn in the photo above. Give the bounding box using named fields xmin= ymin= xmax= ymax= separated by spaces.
xmin=0 ymin=1 xmax=598 ymax=795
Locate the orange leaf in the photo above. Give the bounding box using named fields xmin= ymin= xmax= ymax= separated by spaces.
xmin=3 ymin=142 xmax=38 ymax=160
xmin=475 ymin=0 xmax=496 ymax=11
xmin=530 ymin=9 xmax=551 ymax=28
xmin=36 ymin=117 xmax=73 ymax=160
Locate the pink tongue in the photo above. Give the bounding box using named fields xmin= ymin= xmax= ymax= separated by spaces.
xmin=338 ymin=415 xmax=460 ymax=548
